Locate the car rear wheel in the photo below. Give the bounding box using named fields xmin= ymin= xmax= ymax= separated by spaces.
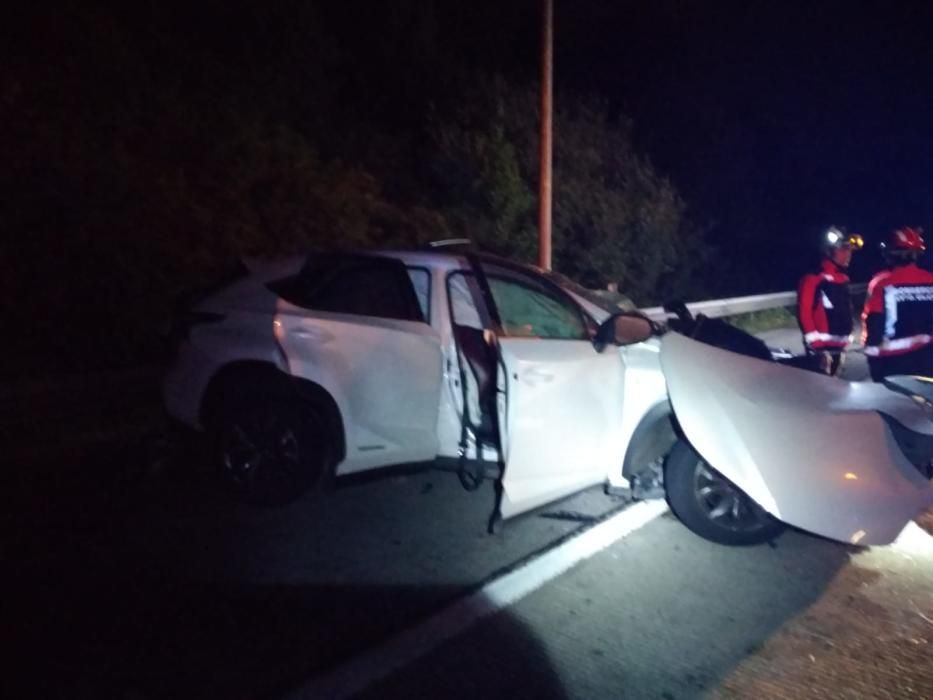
xmin=214 ymin=397 xmax=332 ymax=506
xmin=664 ymin=439 xmax=785 ymax=546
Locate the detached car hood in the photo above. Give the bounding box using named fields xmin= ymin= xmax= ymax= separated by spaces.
xmin=661 ymin=332 xmax=933 ymax=546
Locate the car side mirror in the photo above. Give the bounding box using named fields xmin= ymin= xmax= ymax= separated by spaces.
xmin=594 ymin=312 xmax=656 ymax=351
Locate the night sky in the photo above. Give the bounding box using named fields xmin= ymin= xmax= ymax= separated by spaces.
xmin=548 ymin=0 xmax=933 ymax=284
xmin=376 ymin=0 xmax=933 ymax=286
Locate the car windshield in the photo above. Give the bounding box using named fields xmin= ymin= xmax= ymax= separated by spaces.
xmin=542 ymin=270 xmax=636 ymax=315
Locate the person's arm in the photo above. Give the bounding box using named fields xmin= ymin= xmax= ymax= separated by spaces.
xmin=861 ymin=276 xmax=886 ymax=349
xmin=797 ymin=274 xmax=822 ymax=350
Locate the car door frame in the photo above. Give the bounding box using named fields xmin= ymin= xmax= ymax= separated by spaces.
xmin=459 ymin=254 xmax=628 ymax=522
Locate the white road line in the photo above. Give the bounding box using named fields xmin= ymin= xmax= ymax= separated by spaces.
xmin=287 ymin=499 xmax=669 ymax=700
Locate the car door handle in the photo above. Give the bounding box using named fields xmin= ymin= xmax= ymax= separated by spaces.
xmin=521 ymin=367 xmax=555 ymax=384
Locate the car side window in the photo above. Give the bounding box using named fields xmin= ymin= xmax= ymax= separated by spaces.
xmin=407 ymin=267 xmax=431 ymax=322
xmin=271 ymin=254 xmax=426 ymax=322
xmin=486 ymin=273 xmax=590 ymax=340
xmin=447 ymin=272 xmax=486 ymax=330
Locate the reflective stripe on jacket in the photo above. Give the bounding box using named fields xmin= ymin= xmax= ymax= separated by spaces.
xmin=797 ymin=260 xmax=853 ymax=351
xmin=861 ymin=263 xmax=933 ymax=357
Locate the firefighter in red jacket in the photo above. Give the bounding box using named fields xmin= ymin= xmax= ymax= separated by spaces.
xmin=797 ymin=227 xmax=863 ymax=375
xmin=861 ymin=226 xmax=933 ymax=381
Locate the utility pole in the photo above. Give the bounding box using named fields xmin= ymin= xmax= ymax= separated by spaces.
xmin=538 ymin=0 xmax=553 ymax=270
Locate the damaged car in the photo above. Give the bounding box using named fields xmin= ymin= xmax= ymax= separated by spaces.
xmin=163 ymin=247 xmax=933 ymax=546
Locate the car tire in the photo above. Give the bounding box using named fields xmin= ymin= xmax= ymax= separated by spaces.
xmin=213 ymin=396 xmax=333 ymax=506
xmin=664 ymin=439 xmax=785 ymax=546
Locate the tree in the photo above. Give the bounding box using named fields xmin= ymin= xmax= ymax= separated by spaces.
xmin=423 ymin=76 xmax=709 ymax=303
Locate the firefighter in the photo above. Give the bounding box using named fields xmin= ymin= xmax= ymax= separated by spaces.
xmin=861 ymin=226 xmax=933 ymax=381
xmin=797 ymin=227 xmax=863 ymax=375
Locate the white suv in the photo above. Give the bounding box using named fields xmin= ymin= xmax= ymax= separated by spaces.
xmin=164 ymin=248 xmax=933 ymax=546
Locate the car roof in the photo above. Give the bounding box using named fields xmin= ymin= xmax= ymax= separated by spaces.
xmin=374 ymin=249 xmax=470 ymax=270
xmin=242 ymin=247 xmax=555 ymax=291
xmin=273 ymin=247 xmax=543 ymax=276
xmin=378 ymin=248 xmax=549 ymax=275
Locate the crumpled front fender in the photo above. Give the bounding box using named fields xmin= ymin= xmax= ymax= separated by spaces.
xmin=660 ymin=332 xmax=933 ymax=545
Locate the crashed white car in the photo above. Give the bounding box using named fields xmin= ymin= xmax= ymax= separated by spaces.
xmin=163 ymin=248 xmax=933 ymax=546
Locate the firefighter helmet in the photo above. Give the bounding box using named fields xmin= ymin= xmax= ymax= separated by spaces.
xmin=822 ymin=227 xmax=863 ymax=256
xmin=882 ymin=226 xmax=926 ymax=256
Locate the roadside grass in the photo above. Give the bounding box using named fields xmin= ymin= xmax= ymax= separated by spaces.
xmin=723 ymin=306 xmax=798 ymax=334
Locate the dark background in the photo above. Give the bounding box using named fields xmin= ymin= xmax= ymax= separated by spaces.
xmin=555 ymin=0 xmax=933 ymax=283
xmin=3 ymin=0 xmax=931 ymax=374
xmin=333 ymin=0 xmax=933 ymax=281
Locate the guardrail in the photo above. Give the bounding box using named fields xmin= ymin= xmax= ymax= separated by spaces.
xmin=638 ymin=283 xmax=868 ymax=322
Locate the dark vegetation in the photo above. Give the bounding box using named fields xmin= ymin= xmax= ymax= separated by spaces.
xmin=3 ymin=1 xmax=713 ymax=377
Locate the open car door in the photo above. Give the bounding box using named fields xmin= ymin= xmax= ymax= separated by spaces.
xmin=464 ymin=261 xmax=628 ymax=520
xmin=662 ymin=332 xmax=933 ymax=545
xmin=495 ymin=338 xmax=626 ymax=518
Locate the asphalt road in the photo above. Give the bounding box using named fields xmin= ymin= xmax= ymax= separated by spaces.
xmin=9 ymin=458 xmax=632 ymax=699
xmin=10 ymin=460 xmax=931 ymax=700
xmin=348 ymin=507 xmax=933 ymax=700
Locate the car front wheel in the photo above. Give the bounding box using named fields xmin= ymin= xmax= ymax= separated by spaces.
xmin=664 ymin=439 xmax=785 ymax=546
xmin=214 ymin=397 xmax=332 ymax=506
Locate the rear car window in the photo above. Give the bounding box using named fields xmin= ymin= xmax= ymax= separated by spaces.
xmin=269 ymin=253 xmax=426 ymax=322
xmin=407 ymin=267 xmax=431 ymax=322
xmin=447 ymin=272 xmax=486 ymax=330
